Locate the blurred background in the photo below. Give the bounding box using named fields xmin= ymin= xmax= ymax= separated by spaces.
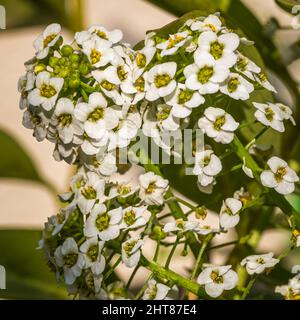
xmin=0 ymin=0 xmax=299 ymax=299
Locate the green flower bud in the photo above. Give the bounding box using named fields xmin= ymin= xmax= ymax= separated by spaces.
xmin=34 ymin=63 xmax=46 ymax=74
xmin=69 ymin=76 xmax=80 ymax=88
xmin=61 ymin=45 xmax=73 ymax=57
xmin=70 ymin=53 xmax=80 ymax=63
xmin=79 ymin=63 xmax=90 ymax=75
xmin=59 ymin=57 xmax=67 ymax=66
xmin=150 ymin=225 xmax=166 ymax=241
xmin=49 ymin=56 xmax=59 ymax=68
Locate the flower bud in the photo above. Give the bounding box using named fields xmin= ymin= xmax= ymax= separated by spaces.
xmin=61 ymin=45 xmax=73 ymax=57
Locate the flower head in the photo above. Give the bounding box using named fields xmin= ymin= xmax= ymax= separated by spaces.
xmin=241 ymin=252 xmax=279 ymax=275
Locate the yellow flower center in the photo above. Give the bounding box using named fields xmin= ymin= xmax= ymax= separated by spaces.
xmin=213 ymin=115 xmax=226 ymax=131
xmin=197 ymin=66 xmax=214 ymax=84
xmin=87 ymin=107 xmax=104 ymax=122
xmin=154 ymin=74 xmax=171 ymax=88
xmin=40 ymin=83 xmax=56 ymax=98
xmin=227 ymin=77 xmax=240 ymax=93
xmin=57 ymin=113 xmax=72 ymax=126
xmin=95 ymin=212 xmax=110 ymax=231
xmin=43 ymin=34 xmax=57 ymax=47
xmin=210 ymin=270 xmax=224 ymax=283
xmin=135 ymin=53 xmax=146 ymax=68
xmin=90 ymin=49 xmax=102 ymax=64
xmin=210 ymin=41 xmax=224 ymax=60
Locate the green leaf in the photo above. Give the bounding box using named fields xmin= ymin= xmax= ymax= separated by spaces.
xmin=0 ymin=229 xmax=68 ymax=299
xmin=0 ymin=129 xmax=42 ymax=181
xmin=275 ymin=0 xmax=300 ymax=13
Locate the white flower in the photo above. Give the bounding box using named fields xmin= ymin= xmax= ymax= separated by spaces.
xmin=219 ymin=198 xmax=243 ymax=229
xmin=220 ymin=73 xmax=254 ymax=100
xmin=84 ymin=204 xmax=122 ymax=241
xmin=198 ymin=107 xmax=239 ymax=144
xmin=242 ymin=157 xmax=254 ymax=178
xmin=139 ymin=171 xmax=169 ymax=205
xmin=92 ymin=67 xmax=125 ymax=105
xmin=28 ymin=71 xmax=63 ymax=111
xmin=76 ymin=172 xmax=106 ymax=214
xmin=54 ymin=237 xmax=85 ymax=285
xmin=275 ymin=277 xmax=300 ymax=300
xmin=260 ymin=156 xmax=299 ymax=195
xmin=145 ymin=62 xmax=177 ymax=101
xmin=197 ymin=31 xmax=239 ymax=68
xmin=193 ymin=149 xmax=222 ymax=187
xmin=33 ymin=23 xmax=61 ymax=59
xmin=253 ymin=102 xmax=285 ymax=132
xmin=276 ymin=103 xmax=296 ymax=126
xmin=108 ymin=182 xmax=139 ymax=200
xmin=184 ymin=51 xmax=229 ymax=94
xmin=235 ymin=54 xmax=261 ymax=80
xmin=84 ymin=151 xmax=117 ymax=177
xmin=142 ymin=279 xmax=171 ymax=300
xmin=197 ymin=265 xmax=238 ymax=298
xmin=120 ymin=206 xmax=151 ymax=230
xmin=191 ymin=14 xmax=222 ymax=33
xmin=74 ymin=92 xmax=118 ymax=141
xmin=121 ymin=237 xmax=144 ymax=268
xmin=254 ymin=72 xmax=277 ymax=93
xmin=107 ymin=106 xmax=141 ymax=151
xmin=18 ymin=72 xmax=35 ymax=109
xmin=50 ymin=98 xmax=79 ymax=144
xmin=164 ymin=218 xmax=199 ymax=234
xmin=241 ymin=252 xmax=279 ymax=275
xmin=164 ymin=83 xmax=205 ymax=118
xmin=80 ymin=237 xmax=106 ymax=276
xmin=82 ymin=37 xmax=116 ymax=68
xmin=156 ymin=31 xmax=191 ymax=57
xmin=51 ymin=205 xmax=74 ymax=236
xmin=22 ymin=107 xmax=49 ymax=141
xmin=133 ymin=46 xmax=156 ymax=78
xmin=75 ymin=25 xmax=122 ymax=46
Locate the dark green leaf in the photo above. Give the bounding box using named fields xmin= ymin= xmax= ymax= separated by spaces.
xmin=0 ymin=229 xmax=68 ymax=299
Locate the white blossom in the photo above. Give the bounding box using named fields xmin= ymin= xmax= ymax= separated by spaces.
xmin=219 ymin=198 xmax=242 ymax=229
xmin=18 ymin=72 xmax=35 ymax=109
xmin=28 ymin=71 xmax=63 ymax=111
xmin=143 ymin=279 xmax=171 ymax=300
xmin=235 ymin=54 xmax=261 ymax=80
xmin=197 ymin=264 xmax=238 ymax=298
xmin=191 ymin=14 xmax=223 ymax=33
xmin=220 ymin=73 xmax=254 ymax=100
xmin=146 ymin=62 xmax=177 ymax=101
xmin=241 ymin=252 xmax=279 ymax=275
xmin=156 ymin=31 xmax=191 ymax=57
xmin=84 ymin=204 xmax=122 ymax=241
xmin=260 ymin=156 xmax=299 ymax=195
xmin=120 ymin=206 xmax=151 ymax=230
xmin=33 ymin=23 xmax=61 ymax=59
xmin=54 ymin=237 xmax=85 ymax=285
xmin=139 ymin=171 xmax=169 ymax=205
xmin=254 ymin=72 xmax=277 ymax=93
xmin=121 ymin=237 xmax=144 ymax=268
xmin=198 ymin=107 xmax=239 ymax=144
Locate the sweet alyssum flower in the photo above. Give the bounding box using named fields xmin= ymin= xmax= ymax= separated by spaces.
xmin=156 ymin=31 xmax=191 ymax=57
xmin=75 ymin=25 xmax=123 ymax=46
xmin=80 ymin=237 xmax=106 ymax=276
xmin=121 ymin=237 xmax=144 ymax=268
xmin=276 ymin=103 xmax=296 ymax=125
xmin=54 ymin=237 xmax=85 ymax=285
xmin=197 ymin=31 xmax=240 ymax=68
xmin=145 ymin=62 xmax=177 ymax=101
xmin=83 ymin=151 xmax=117 ymax=177
xmin=191 ymin=14 xmax=222 ymax=33
xmin=74 ymin=92 xmax=119 ymax=142
xmin=198 ymin=107 xmax=239 ymax=144
xmin=275 ymin=265 xmax=300 ymax=300
xmin=28 ymin=71 xmax=63 ymax=111
xmin=197 ymin=264 xmax=238 ymax=298
xmin=84 ymin=204 xmax=122 ymax=241
xmin=33 ymin=23 xmax=61 ymax=59
xmin=164 ymin=83 xmax=205 ymax=118
xmin=164 ymin=218 xmax=214 ymax=236
xmin=241 ymin=252 xmax=279 ymax=275
xmin=120 ymin=206 xmax=150 ymax=230
xmin=260 ymin=156 xmax=299 ymax=195
xmin=142 ymin=279 xmax=171 ymax=300
xmin=219 ymin=197 xmax=243 ymax=229
xmin=254 ymin=72 xmax=277 ymax=93
xmin=235 ymin=53 xmax=261 ymax=80
xmin=50 ymin=98 xmax=78 ymax=144
xmin=132 ymin=46 xmax=156 ymax=79
xmin=184 ymin=51 xmax=229 ymax=94
xmin=138 ymin=171 xmax=169 ymax=205
xmin=220 ymin=72 xmax=254 ymax=100
xmin=18 ymin=71 xmax=35 ymax=109
xmin=253 ymin=102 xmax=285 ymax=132
xmin=76 ymin=171 xmax=106 ymax=214
xmin=242 ymin=157 xmax=254 ymax=179
xmin=193 ymin=148 xmax=222 ymax=188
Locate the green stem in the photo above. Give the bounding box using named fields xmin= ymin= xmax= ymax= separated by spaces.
xmin=241 ymin=275 xmax=258 ymax=300
xmin=207 ymin=240 xmax=238 ymax=251
xmin=80 ymin=82 xmax=95 ymax=93
xmin=165 ymin=236 xmax=180 ymax=269
xmin=126 ymin=265 xmax=140 ymax=290
xmin=217 ymin=163 xmax=243 ymax=177
xmin=153 ymin=241 xmax=160 ymax=262
xmin=103 ymin=256 xmax=122 ymax=281
xmin=190 ymin=234 xmax=213 ymax=280
xmin=175 ymin=196 xmax=197 ymax=210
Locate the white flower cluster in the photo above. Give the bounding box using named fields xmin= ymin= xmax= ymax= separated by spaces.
xmin=21 ymin=13 xmax=299 ymax=300
xmin=275 ymin=265 xmax=300 ymax=300
xmin=39 ymin=168 xmax=168 ymax=299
